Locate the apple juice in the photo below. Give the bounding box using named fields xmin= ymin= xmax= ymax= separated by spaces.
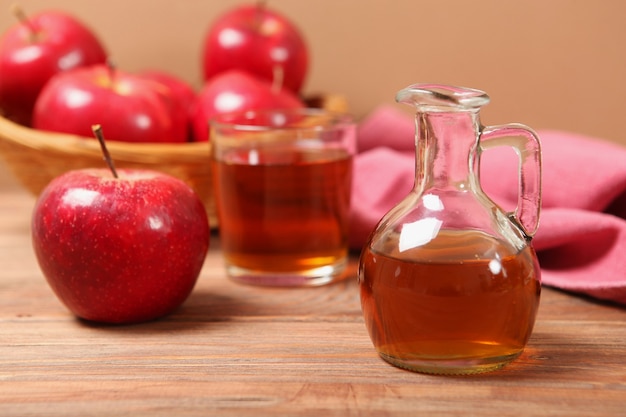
xmin=359 ymin=229 xmax=541 ymax=374
xmin=213 ymin=147 xmax=352 ymax=285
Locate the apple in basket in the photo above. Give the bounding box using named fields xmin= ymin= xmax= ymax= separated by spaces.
xmin=31 ymin=125 xmax=210 ymax=324
xmin=201 ymin=3 xmax=309 ymax=94
xmin=33 ymin=63 xmax=190 ymax=143
xmin=191 ymin=69 xmax=304 ymax=142
xmin=137 ymin=70 xmax=198 ymax=141
xmin=0 ymin=6 xmax=107 ymax=126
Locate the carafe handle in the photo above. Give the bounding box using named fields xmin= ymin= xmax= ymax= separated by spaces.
xmin=478 ymin=124 xmax=542 ymax=238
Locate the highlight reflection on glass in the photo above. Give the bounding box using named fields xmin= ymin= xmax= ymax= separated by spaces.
xmin=398 ymin=217 xmax=443 ymax=252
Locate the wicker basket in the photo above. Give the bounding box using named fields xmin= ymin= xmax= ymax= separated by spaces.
xmin=0 ymin=94 xmax=348 ymax=226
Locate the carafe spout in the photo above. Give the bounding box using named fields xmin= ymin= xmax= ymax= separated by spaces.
xmin=396 ymin=83 xmax=490 ymax=111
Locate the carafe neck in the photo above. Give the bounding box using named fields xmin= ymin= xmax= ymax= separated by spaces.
xmin=415 ymin=109 xmax=480 ymax=191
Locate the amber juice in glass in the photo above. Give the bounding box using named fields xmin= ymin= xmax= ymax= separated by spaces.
xmin=211 ymin=109 xmax=356 ymax=286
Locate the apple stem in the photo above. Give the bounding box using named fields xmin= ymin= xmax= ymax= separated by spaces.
xmin=10 ymin=4 xmax=39 ymax=41
xmin=271 ymin=65 xmax=284 ymax=94
xmin=92 ymin=124 xmax=119 ymax=179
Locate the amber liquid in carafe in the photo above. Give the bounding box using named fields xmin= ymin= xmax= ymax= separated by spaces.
xmin=359 ymin=229 xmax=541 ymax=375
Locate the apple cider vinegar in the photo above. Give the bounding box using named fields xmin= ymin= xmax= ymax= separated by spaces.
xmin=359 ymin=230 xmax=541 ymax=374
xmin=213 ymin=147 xmax=352 ymax=286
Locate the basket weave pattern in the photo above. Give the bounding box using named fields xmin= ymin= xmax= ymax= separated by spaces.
xmin=0 ymin=115 xmax=215 ymax=222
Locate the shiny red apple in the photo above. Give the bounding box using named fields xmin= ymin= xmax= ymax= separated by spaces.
xmin=191 ymin=70 xmax=304 ymax=142
xmin=138 ymin=70 xmax=197 ymax=141
xmin=202 ymin=3 xmax=309 ymax=94
xmin=33 ymin=64 xmax=189 ymax=143
xmin=31 ymin=127 xmax=210 ymax=324
xmin=0 ymin=8 xmax=107 ymax=126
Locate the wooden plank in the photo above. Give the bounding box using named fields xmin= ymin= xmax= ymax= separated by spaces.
xmin=0 ymin=189 xmax=624 ymax=417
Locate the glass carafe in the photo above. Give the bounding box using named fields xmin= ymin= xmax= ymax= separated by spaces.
xmin=358 ymin=83 xmax=542 ymax=375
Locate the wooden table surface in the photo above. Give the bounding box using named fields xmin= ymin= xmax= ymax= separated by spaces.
xmin=1 ymin=188 xmax=625 ymax=417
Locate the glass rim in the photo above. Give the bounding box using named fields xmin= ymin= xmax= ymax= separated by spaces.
xmin=209 ymin=107 xmax=355 ymax=132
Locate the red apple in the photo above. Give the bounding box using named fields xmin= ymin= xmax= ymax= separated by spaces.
xmin=202 ymin=3 xmax=309 ymax=94
xmin=31 ymin=134 xmax=210 ymax=323
xmin=137 ymin=70 xmax=197 ymax=141
xmin=33 ymin=64 xmax=189 ymax=143
xmin=191 ymin=70 xmax=305 ymax=142
xmin=0 ymin=8 xmax=107 ymax=126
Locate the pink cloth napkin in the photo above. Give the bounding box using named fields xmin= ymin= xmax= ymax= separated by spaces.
xmin=351 ymin=105 xmax=626 ymax=305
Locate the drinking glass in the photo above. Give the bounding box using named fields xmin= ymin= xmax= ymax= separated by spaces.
xmin=211 ymin=108 xmax=356 ymax=286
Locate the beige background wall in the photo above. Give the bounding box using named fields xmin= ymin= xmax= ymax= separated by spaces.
xmin=1 ymin=0 xmax=625 ymax=187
